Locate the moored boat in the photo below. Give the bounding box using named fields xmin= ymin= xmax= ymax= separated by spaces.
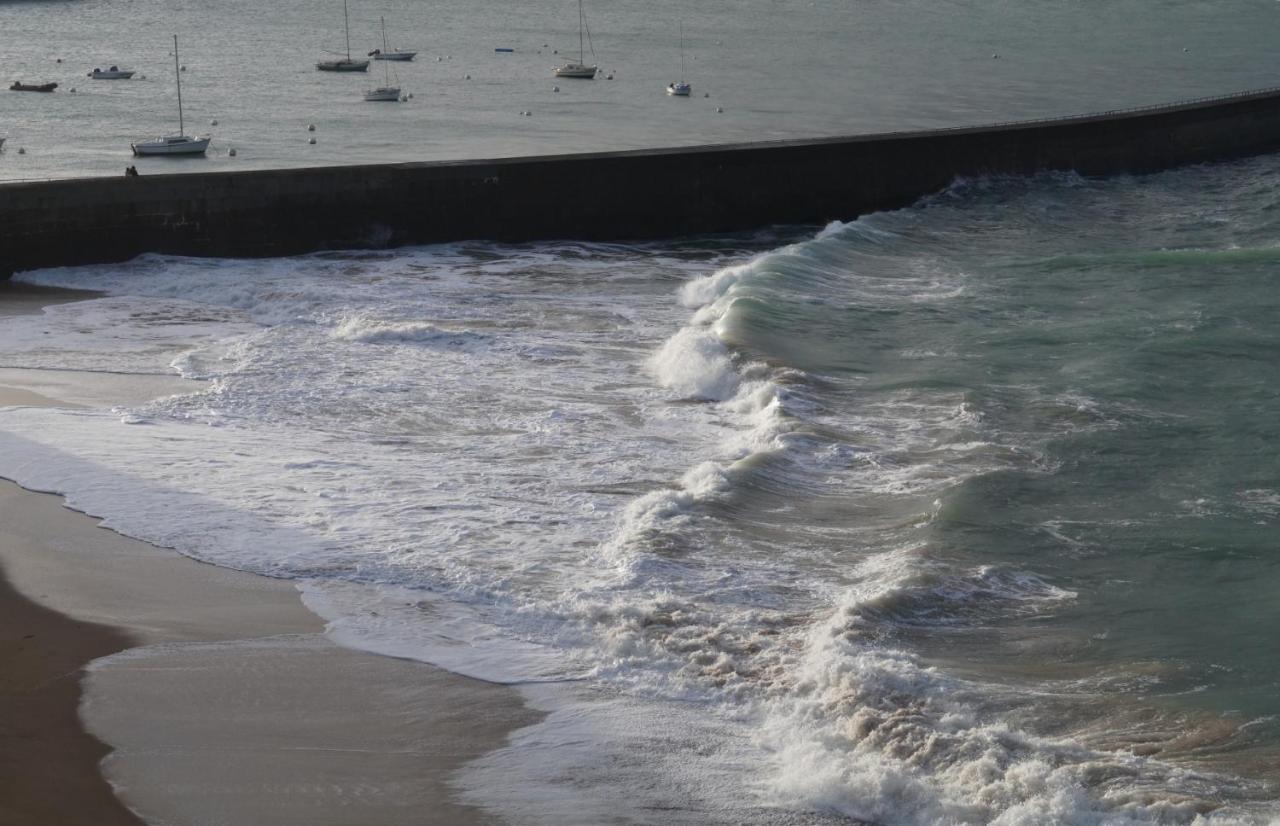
xmin=369 ymin=48 xmax=416 ymax=61
xmin=363 ymin=17 xmax=403 ymax=101
xmin=10 ymin=82 xmax=57 ymax=92
xmin=131 ymin=35 xmax=210 ymax=157
xmin=318 ymin=0 xmax=370 ymax=72
xmin=89 ymin=66 xmax=135 ymax=79
xmin=553 ymin=0 xmax=598 ymax=79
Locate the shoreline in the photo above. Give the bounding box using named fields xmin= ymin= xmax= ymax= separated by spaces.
xmin=0 ymin=285 xmax=543 ymax=825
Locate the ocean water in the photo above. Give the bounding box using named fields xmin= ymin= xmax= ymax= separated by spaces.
xmin=5 ymin=0 xmax=1280 ymax=823
xmin=3 ymin=155 xmax=1280 ymax=822
xmin=5 ymin=0 xmax=1280 ymax=180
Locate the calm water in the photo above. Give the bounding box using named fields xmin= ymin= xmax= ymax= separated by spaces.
xmin=4 ymin=0 xmax=1280 ymax=180
xmin=3 ymin=1 xmax=1280 ymax=823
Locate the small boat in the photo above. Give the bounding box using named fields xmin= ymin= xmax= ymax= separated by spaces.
xmin=131 ymin=35 xmax=210 ymax=156
xmin=10 ymin=81 xmax=58 ymax=92
xmin=89 ymin=66 xmax=135 ymax=79
xmin=318 ymin=0 xmax=370 ymax=71
xmin=368 ymin=48 xmax=416 ymax=61
xmin=363 ymin=16 xmax=402 ymax=101
xmin=553 ymin=0 xmax=597 ymax=79
xmin=665 ymin=21 xmax=691 ymax=96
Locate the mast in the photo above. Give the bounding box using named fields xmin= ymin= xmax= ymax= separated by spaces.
xmin=173 ymin=35 xmax=184 ymax=137
xmin=344 ymin=0 xmax=352 ymax=61
xmin=679 ymin=20 xmax=685 ymax=80
xmin=381 ymin=16 xmax=390 ymax=84
xmin=578 ymin=0 xmax=584 ymax=64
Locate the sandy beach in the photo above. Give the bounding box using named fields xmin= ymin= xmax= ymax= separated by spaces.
xmin=0 ymin=282 xmax=541 ymax=825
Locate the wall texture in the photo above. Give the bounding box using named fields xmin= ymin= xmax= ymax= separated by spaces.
xmin=5 ymin=88 xmax=1280 ymax=277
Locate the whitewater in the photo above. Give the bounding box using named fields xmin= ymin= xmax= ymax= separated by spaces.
xmin=3 ymin=162 xmax=1280 ymax=823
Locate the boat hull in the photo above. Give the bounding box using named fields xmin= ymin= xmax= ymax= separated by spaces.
xmin=131 ymin=136 xmax=211 ymax=156
xmin=90 ymin=70 xmax=135 ymax=79
xmin=10 ymin=83 xmax=58 ymax=92
xmin=553 ymin=63 xmax=597 ymax=79
xmin=317 ymin=60 xmax=369 ymax=72
xmin=363 ymin=86 xmax=401 ymax=101
xmin=372 ymin=51 xmax=415 ymax=61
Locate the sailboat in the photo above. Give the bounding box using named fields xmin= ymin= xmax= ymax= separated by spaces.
xmin=317 ymin=0 xmax=370 ymax=72
xmin=131 ymin=35 xmax=210 ymax=156
xmin=368 ymin=21 xmax=416 ymax=63
xmin=364 ymin=17 xmax=402 ymax=101
xmin=666 ymin=20 xmax=691 ymax=96
xmin=553 ymin=0 xmax=597 ymax=79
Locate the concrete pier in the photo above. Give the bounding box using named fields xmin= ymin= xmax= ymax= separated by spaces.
xmin=5 ymin=87 xmax=1280 ymax=277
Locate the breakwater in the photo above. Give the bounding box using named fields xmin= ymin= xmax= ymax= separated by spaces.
xmin=5 ymin=87 xmax=1280 ymax=278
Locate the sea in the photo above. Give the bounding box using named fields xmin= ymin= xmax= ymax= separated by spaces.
xmin=3 ymin=0 xmax=1280 ymax=823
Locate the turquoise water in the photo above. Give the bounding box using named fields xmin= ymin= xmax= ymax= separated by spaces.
xmin=5 ymin=157 xmax=1279 ymax=822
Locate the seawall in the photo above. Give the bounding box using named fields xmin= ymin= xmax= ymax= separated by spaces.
xmin=5 ymin=87 xmax=1280 ymax=277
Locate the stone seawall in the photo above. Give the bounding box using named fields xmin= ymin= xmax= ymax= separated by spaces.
xmin=5 ymin=87 xmax=1280 ymax=277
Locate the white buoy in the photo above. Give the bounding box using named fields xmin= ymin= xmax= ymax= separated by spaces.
xmin=553 ymin=85 xmax=560 ymax=92
xmin=180 ymin=64 xmax=187 ymax=71
xmin=407 ymin=92 xmax=413 ymax=99
xmin=1183 ymin=47 xmax=1189 ymax=52
xmin=436 ymin=56 xmax=442 ymax=62
xmin=716 ymin=107 xmax=723 ymax=113
xmin=465 ymin=74 xmax=471 ymax=79
xmin=308 ymin=123 xmax=316 ymax=131
xmin=992 ymin=53 xmax=998 ymax=59
xmin=69 ymin=87 xmax=76 ymax=93
xmin=228 ymin=147 xmax=237 ymax=156
xmin=308 ymin=137 xmax=316 ymax=145
xmin=210 ymin=119 xmax=218 ymax=126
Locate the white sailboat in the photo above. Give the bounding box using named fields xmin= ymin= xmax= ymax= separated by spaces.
xmin=553 ymin=0 xmax=597 ymax=79
xmin=666 ymin=20 xmax=691 ymax=96
xmin=131 ymin=35 xmax=210 ymax=156
xmin=317 ymin=0 xmax=370 ymax=72
xmin=364 ymin=17 xmax=402 ymax=101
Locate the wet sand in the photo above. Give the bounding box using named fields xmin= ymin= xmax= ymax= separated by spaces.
xmin=0 ymin=283 xmax=542 ymax=825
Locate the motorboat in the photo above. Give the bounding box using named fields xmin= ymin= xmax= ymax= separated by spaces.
xmin=368 ymin=48 xmax=416 ymax=61
xmin=667 ymin=81 xmax=691 ymax=96
xmin=553 ymin=0 xmax=597 ymax=79
xmin=10 ymin=82 xmax=57 ymax=92
xmin=318 ymin=0 xmax=370 ymax=72
xmin=89 ymin=66 xmax=135 ymax=79
xmin=363 ymin=17 xmax=402 ymax=101
xmin=131 ymin=35 xmax=209 ymax=157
